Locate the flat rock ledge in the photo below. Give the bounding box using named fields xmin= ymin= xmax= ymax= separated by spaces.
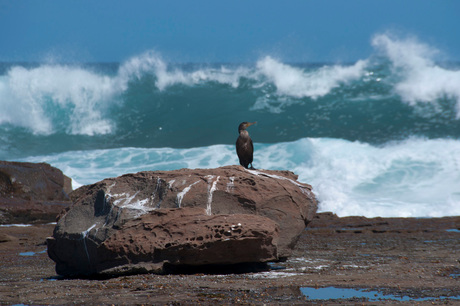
xmin=47 ymin=165 xmax=317 ymax=276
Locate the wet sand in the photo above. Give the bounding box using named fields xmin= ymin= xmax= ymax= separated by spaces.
xmin=1 ymin=213 xmax=459 ymax=305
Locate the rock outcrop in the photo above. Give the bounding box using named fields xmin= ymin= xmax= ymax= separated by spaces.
xmin=48 ymin=166 xmax=317 ymax=276
xmin=48 ymin=207 xmax=279 ymax=276
xmin=0 ymin=161 xmax=72 ymax=224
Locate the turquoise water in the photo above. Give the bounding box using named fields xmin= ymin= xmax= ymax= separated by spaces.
xmin=1 ymin=34 xmax=460 ymax=218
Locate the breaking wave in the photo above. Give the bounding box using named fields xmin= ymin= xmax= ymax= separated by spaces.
xmin=372 ymin=33 xmax=460 ymax=118
xmin=2 ymin=33 xmax=459 ymax=137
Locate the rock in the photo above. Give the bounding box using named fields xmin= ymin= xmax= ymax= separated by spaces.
xmin=48 ymin=207 xmax=279 ymax=276
xmin=0 ymin=233 xmax=16 ymax=243
xmin=48 ymin=165 xmax=317 ymax=276
xmin=0 ymin=161 xmax=73 ymax=224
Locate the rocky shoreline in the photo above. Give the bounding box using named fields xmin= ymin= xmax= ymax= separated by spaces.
xmin=1 ymin=161 xmax=459 ymax=304
xmin=1 ymin=213 xmax=459 ymax=305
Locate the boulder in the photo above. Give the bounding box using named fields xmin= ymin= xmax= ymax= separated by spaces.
xmin=0 ymin=161 xmax=72 ymax=224
xmin=48 ymin=165 xmax=317 ymax=276
xmin=48 ymin=207 xmax=279 ymax=276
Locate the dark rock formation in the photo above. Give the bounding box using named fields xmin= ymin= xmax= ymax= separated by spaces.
xmin=0 ymin=161 xmax=72 ymax=224
xmin=48 ymin=207 xmax=279 ymax=276
xmin=48 ymin=165 xmax=317 ymax=276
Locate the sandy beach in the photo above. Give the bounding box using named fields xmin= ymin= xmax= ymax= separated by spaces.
xmin=1 ymin=212 xmax=459 ymax=305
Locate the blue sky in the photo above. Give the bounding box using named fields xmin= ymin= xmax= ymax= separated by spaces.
xmin=1 ymin=0 xmax=459 ymax=63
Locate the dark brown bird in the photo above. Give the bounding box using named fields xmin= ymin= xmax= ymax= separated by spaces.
xmin=236 ymin=121 xmax=256 ymax=169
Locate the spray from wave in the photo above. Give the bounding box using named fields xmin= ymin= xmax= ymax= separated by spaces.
xmin=372 ymin=33 xmax=460 ymax=118
xmin=250 ymin=56 xmax=367 ymax=112
xmin=256 ymin=56 xmax=367 ymax=99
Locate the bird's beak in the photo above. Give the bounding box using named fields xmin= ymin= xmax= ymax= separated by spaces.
xmin=247 ymin=121 xmax=257 ymax=128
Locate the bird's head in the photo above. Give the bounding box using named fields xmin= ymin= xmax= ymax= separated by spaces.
xmin=238 ymin=121 xmax=257 ymax=133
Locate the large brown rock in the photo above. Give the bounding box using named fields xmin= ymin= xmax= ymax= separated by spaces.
xmin=48 ymin=166 xmax=317 ymax=276
xmin=48 ymin=207 xmax=279 ymax=276
xmin=0 ymin=161 xmax=72 ymax=224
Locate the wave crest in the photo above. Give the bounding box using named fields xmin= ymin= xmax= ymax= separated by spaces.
xmin=0 ymin=64 xmax=122 ymax=135
xmin=0 ymin=52 xmax=253 ymax=136
xmin=256 ymin=56 xmax=367 ymax=99
xmin=373 ymin=33 xmax=460 ymax=118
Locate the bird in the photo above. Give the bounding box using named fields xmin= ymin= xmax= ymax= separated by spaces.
xmin=236 ymin=121 xmax=256 ymax=169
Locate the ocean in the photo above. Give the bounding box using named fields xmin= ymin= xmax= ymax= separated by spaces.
xmin=1 ymin=33 xmax=460 ymax=218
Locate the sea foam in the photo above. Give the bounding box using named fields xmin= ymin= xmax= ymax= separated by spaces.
xmin=293 ymin=137 xmax=460 ymax=218
xmin=21 ymin=137 xmax=460 ymax=218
